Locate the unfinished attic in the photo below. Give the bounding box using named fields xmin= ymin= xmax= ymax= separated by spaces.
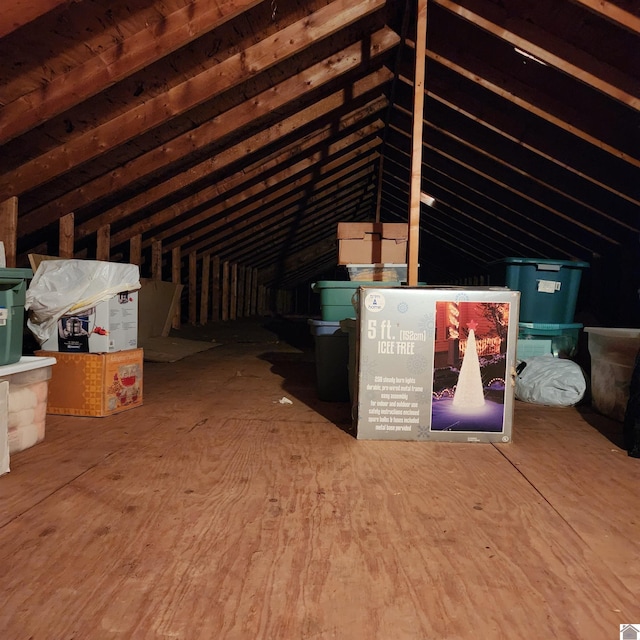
xmin=1 ymin=1 xmax=640 ymax=638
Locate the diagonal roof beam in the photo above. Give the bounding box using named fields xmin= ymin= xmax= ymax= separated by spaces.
xmin=18 ymin=27 xmax=399 ymax=236
xmin=570 ymin=0 xmax=640 ymax=33
xmin=0 ymin=0 xmax=264 ymax=145
xmin=1 ymin=0 xmax=387 ymax=196
xmin=432 ymin=0 xmax=639 ymax=109
xmin=0 ymin=0 xmax=70 ymax=38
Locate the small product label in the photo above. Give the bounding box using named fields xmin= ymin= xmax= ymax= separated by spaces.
xmin=0 ymin=308 xmax=7 ymax=326
xmin=364 ymin=292 xmax=386 ymax=312
xmin=537 ymin=279 xmax=561 ymax=294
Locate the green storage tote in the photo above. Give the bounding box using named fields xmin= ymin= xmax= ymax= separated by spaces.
xmin=311 ymin=281 xmax=400 ymax=321
xmin=0 ymin=268 xmax=34 ymax=366
xmin=500 ymin=258 xmax=589 ymax=324
xmin=517 ymin=322 xmax=583 ymax=359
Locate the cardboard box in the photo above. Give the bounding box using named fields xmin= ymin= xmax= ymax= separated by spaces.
xmin=0 ymin=356 xmax=56 ymax=454
xmin=35 ymin=349 xmax=143 ymax=417
xmin=337 ymin=222 xmax=407 ymax=265
xmin=41 ymin=291 xmax=138 ymax=353
xmin=351 ymin=286 xmax=520 ymax=442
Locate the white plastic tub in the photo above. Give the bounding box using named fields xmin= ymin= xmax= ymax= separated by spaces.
xmin=584 ymin=327 xmax=640 ymax=422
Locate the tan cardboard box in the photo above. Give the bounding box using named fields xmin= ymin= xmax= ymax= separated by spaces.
xmin=337 ymin=222 xmax=408 ymax=265
xmin=35 ymin=349 xmax=143 ymax=417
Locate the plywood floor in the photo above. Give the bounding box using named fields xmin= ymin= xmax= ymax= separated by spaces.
xmin=1 ymin=317 xmax=639 ymax=639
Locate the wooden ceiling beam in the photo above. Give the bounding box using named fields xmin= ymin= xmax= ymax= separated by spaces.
xmin=155 ymin=145 xmax=381 ymax=253
xmin=570 ymin=0 xmax=640 ymax=34
xmin=0 ymin=0 xmax=69 ymax=39
xmin=2 ymin=0 xmax=387 ymax=196
xmin=214 ymin=187 xmax=375 ymax=272
xmin=75 ymin=92 xmax=388 ymax=240
xmin=433 ymin=0 xmax=639 ymax=109
xmin=27 ymin=70 xmax=390 ymax=231
xmin=417 ymin=53 xmax=640 ymax=169
xmin=0 ymin=0 xmax=264 ymax=145
xmin=106 ymin=126 xmax=380 ymax=248
xmin=19 ymin=28 xmax=399 ymax=236
xmin=219 ymin=196 xmax=373 ymax=272
xmin=171 ymin=166 xmax=376 ymax=258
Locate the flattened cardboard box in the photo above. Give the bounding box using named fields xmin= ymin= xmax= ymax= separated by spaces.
xmin=352 ymin=286 xmax=520 ymax=442
xmin=35 ymin=349 xmax=143 ymax=417
xmin=337 ymin=222 xmax=407 ymax=265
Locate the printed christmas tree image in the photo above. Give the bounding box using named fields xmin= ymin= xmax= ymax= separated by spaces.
xmin=452 ymin=319 xmax=486 ymax=410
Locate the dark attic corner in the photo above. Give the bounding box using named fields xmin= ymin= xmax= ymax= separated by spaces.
xmin=1 ymin=0 xmax=640 ymax=637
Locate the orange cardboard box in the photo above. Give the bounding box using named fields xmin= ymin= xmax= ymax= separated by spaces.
xmin=35 ymin=349 xmax=143 ymax=417
xmin=337 ymin=222 xmax=408 ymax=265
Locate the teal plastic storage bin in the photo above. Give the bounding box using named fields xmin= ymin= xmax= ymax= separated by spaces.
xmin=0 ymin=268 xmax=34 ymax=366
xmin=308 ymin=319 xmax=349 ymax=401
xmin=500 ymin=258 xmax=589 ymax=324
xmin=518 ymin=322 xmax=583 ymax=359
xmin=311 ymin=281 xmax=400 ymax=321
xmin=339 ymin=318 xmax=357 ymax=402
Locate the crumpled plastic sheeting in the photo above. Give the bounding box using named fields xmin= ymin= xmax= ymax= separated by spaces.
xmin=25 ymin=259 xmax=140 ymax=344
xmin=515 ymin=354 xmax=587 ymax=407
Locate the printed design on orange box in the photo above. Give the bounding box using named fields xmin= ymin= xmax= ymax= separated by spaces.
xmin=107 ymin=363 xmax=141 ymax=408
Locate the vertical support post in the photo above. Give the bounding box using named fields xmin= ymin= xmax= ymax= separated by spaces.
xmin=96 ymin=225 xmax=110 ymax=261
xmin=0 ymin=197 xmax=18 ymax=267
xmin=250 ymin=268 xmax=258 ymax=316
xmin=212 ymin=255 xmax=221 ymax=322
xmin=172 ymin=247 xmax=181 ymax=330
xmin=221 ymin=261 xmax=230 ymax=321
xmin=130 ymin=235 xmax=142 ymax=267
xmin=237 ymin=265 xmax=246 ymax=319
xmin=230 ymin=263 xmax=238 ymax=320
xmin=151 ymin=240 xmax=162 ymax=280
xmin=200 ymin=253 xmax=210 ymax=325
xmin=59 ymin=213 xmax=75 ymax=258
xmin=407 ymin=0 xmax=427 ymax=287
xmin=189 ymin=251 xmax=197 ymax=325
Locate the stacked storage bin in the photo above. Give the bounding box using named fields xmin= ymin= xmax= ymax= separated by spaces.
xmin=499 ymin=258 xmax=589 ymax=360
xmin=308 ymin=222 xmax=408 ymax=401
xmin=0 ymin=267 xmax=57 ymax=459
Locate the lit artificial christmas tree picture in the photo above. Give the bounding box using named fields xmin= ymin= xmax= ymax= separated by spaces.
xmin=431 ymin=301 xmax=509 ymax=433
xmin=452 ymin=319 xmax=486 ymax=411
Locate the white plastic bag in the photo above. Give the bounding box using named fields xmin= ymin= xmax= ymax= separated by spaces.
xmin=25 ymin=259 xmax=141 ymax=344
xmin=515 ymin=355 xmax=586 ymax=406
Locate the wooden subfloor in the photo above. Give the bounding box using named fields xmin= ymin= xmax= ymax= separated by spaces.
xmin=1 ymin=318 xmax=639 ymax=639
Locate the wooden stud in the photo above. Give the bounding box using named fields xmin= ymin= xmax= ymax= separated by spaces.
xmin=237 ymin=265 xmax=246 ymax=319
xmin=172 ymin=247 xmax=181 ymax=330
xmin=407 ymin=0 xmax=427 ymax=287
xmin=211 ymin=256 xmax=221 ymax=322
xmin=200 ymin=253 xmax=210 ymax=325
xmin=221 ymin=261 xmax=230 ymax=322
xmin=151 ymin=240 xmax=162 ymax=280
xmin=59 ymin=213 xmax=74 ymax=258
xmin=230 ymin=263 xmax=238 ymax=321
xmin=96 ymin=225 xmax=110 ymax=261
xmin=130 ymin=235 xmax=142 ymax=267
xmin=0 ymin=197 xmax=18 ymax=267
xmin=189 ymin=251 xmax=197 ymax=326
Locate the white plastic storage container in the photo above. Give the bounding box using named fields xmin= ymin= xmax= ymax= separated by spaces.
xmin=584 ymin=327 xmax=640 ymax=422
xmin=0 ymin=356 xmax=57 ymax=454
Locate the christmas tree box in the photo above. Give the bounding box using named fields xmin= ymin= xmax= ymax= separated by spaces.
xmin=351 ymin=286 xmax=520 ymax=442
